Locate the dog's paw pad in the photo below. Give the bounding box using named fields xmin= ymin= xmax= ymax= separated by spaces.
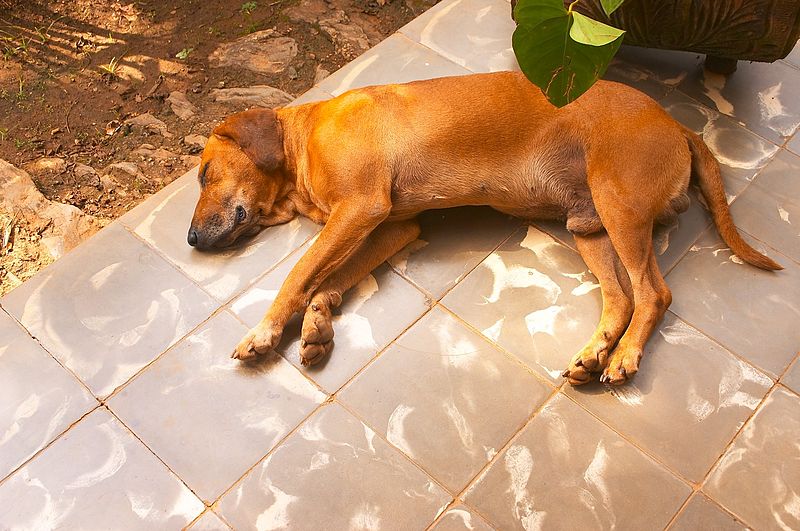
xmin=300 ymin=339 xmax=333 ymax=366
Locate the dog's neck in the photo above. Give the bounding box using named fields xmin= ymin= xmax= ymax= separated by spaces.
xmin=274 ymin=106 xmax=330 ymax=224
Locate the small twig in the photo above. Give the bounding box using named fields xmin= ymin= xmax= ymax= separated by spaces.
xmin=65 ymin=99 xmax=76 ymax=134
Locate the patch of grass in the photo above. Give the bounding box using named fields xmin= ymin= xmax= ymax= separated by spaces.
xmin=245 ymin=22 xmax=260 ymax=34
xmin=175 ymin=47 xmax=193 ymax=60
xmin=98 ymin=55 xmax=122 ymax=78
xmin=15 ymin=76 xmax=26 ymax=101
xmin=0 ymin=128 xmax=8 ymax=142
xmin=240 ymin=1 xmax=258 ymax=15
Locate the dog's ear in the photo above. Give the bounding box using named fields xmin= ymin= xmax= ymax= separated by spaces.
xmin=213 ymin=108 xmax=285 ymax=173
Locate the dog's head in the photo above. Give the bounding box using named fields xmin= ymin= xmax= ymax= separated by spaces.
xmin=188 ymin=108 xmax=295 ymax=250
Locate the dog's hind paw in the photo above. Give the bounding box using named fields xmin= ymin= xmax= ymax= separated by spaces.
xmin=600 ymin=347 xmax=643 ymax=385
xmin=299 ymin=299 xmax=335 ymax=366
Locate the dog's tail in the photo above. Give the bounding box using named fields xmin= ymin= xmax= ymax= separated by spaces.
xmin=681 ymin=125 xmax=782 ymax=271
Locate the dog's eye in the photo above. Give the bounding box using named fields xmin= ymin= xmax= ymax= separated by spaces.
xmin=235 ymin=205 xmax=246 ymax=223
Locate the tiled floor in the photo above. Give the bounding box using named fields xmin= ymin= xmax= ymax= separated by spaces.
xmin=2 ymin=0 xmax=799 ymax=529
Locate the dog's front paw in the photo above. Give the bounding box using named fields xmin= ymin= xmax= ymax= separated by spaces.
xmin=299 ymin=300 xmax=335 ymax=367
xmin=599 ymin=347 xmax=643 ymax=385
xmin=562 ymin=352 xmax=595 ymax=386
xmin=232 ymin=324 xmax=282 ymax=360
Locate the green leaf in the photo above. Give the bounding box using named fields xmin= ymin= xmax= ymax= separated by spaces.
xmin=600 ymin=0 xmax=625 ymax=16
xmin=513 ymin=0 xmax=567 ymax=28
xmin=512 ymin=15 xmax=623 ymax=107
xmin=569 ymin=12 xmax=625 ymax=46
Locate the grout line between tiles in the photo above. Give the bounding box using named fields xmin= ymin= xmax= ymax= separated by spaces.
xmin=205 ymin=295 xmax=441 ymax=513
xmin=441 ymin=387 xmax=562 ymax=531
xmin=685 ymin=359 xmax=800 ymax=528
xmin=106 ymin=406 xmax=208 ymax=510
xmin=334 ymin=398 xmax=455 ymax=494
xmin=103 ymin=230 xmax=323 ymax=403
xmin=0 ymin=404 xmax=101 ymax=488
xmin=0 ymin=303 xmax=99 ymax=401
xmin=204 ymin=399 xmax=331 ymax=514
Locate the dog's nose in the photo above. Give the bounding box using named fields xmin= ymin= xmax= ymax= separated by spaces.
xmin=187 ymin=228 xmax=198 ymax=247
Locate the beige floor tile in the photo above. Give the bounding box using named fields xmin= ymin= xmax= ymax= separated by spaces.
xmin=187 ymin=510 xmax=231 ymax=530
xmin=731 ymin=149 xmax=800 ymax=264
xmin=389 ymin=207 xmax=520 ymax=300
xmin=464 ymin=394 xmax=690 ymax=530
xmin=340 ymin=307 xmax=551 ymax=492
xmin=659 ymin=91 xmax=780 ymax=198
xmin=432 ymin=505 xmax=494 ymax=531
xmin=782 ymin=357 xmax=800 ymax=395
xmin=669 ymin=494 xmax=747 ymax=531
xmin=442 ymin=225 xmax=602 ymax=383
xmin=668 ymin=229 xmax=800 ymax=377
xmin=0 ymin=310 xmax=97 ymax=481
xmin=705 ymin=387 xmax=800 ymax=530
xmin=565 ymin=313 xmax=772 ymax=482
xmin=0 ymin=408 xmax=204 ymax=528
xmin=108 ymin=311 xmax=325 ymax=502
xmin=399 ymin=0 xmax=518 ymax=73
xmin=676 ymin=58 xmax=800 ymax=144
xmin=1 ymin=223 xmax=218 ymax=397
xmin=217 ymin=402 xmax=450 ymax=530
xmin=316 ymin=33 xmax=470 ymax=97
xmin=788 ymin=131 xmax=800 ymax=154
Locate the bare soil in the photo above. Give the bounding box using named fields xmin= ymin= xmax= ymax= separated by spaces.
xmin=0 ymin=0 xmax=436 ymax=295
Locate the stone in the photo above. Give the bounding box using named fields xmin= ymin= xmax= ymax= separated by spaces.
xmin=314 ymin=64 xmax=331 ymax=84
xmin=131 ymin=144 xmax=178 ymax=161
xmin=23 ymin=157 xmax=67 ymax=174
xmin=183 ymin=134 xmax=208 ymax=153
xmin=209 ymin=30 xmax=297 ymax=75
xmin=124 ymin=113 xmax=173 ymax=138
xmin=209 ymin=85 xmax=293 ymax=108
xmin=166 ymin=91 xmax=197 ymax=120
xmin=319 ymin=10 xmax=371 ymax=59
xmin=72 ymin=163 xmax=97 ymax=180
xmin=285 ymin=1 xmax=371 ymax=60
xmin=0 ymin=159 xmax=99 ymax=259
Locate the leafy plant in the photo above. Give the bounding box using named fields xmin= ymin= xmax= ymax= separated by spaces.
xmin=512 ymin=0 xmax=626 ymax=107
xmin=99 ymin=56 xmax=123 ymax=77
xmin=175 ymin=47 xmax=193 ymax=60
xmin=240 ymin=1 xmax=258 ymax=15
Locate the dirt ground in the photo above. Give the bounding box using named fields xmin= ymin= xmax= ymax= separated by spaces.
xmin=0 ymin=0 xmax=437 ymax=294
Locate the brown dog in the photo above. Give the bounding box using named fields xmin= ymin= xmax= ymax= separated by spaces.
xmin=188 ymin=71 xmax=780 ymax=385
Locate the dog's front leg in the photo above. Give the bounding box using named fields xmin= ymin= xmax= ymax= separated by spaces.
xmin=299 ymin=218 xmax=421 ymax=366
xmin=232 ymin=200 xmax=390 ymax=359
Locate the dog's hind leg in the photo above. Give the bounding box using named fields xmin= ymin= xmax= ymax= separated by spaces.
xmin=299 ymin=218 xmax=421 ymax=366
xmin=563 ymin=231 xmax=633 ymax=385
xmin=594 ymin=208 xmax=671 ymax=385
